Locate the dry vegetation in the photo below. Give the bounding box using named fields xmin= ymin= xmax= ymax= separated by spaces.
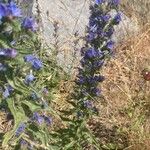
xmin=99 ymin=25 xmax=150 ymax=149
xmin=121 ymin=0 xmax=150 ymax=26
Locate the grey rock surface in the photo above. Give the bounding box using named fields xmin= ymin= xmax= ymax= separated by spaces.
xmin=30 ymin=0 xmax=140 ymax=72
xmin=33 ymin=0 xmax=90 ymax=42
xmin=32 ymin=0 xmax=91 ymax=72
xmin=33 ymin=0 xmax=139 ymax=42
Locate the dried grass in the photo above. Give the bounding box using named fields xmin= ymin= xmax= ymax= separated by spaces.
xmin=121 ymin=0 xmax=150 ymax=25
xmin=98 ymin=25 xmax=150 ymax=149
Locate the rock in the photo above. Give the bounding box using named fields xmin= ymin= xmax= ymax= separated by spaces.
xmin=32 ymin=0 xmax=91 ymax=72
xmin=112 ymin=12 xmax=140 ymax=42
xmin=20 ymin=0 xmax=141 ymax=71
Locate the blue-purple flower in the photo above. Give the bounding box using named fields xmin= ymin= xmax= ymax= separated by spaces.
xmin=83 ymin=100 xmax=93 ymax=108
xmin=0 ymin=63 xmax=7 ymax=71
xmin=15 ymin=123 xmax=26 ymax=137
xmin=76 ymin=75 xmax=105 ymax=85
xmin=22 ymin=17 xmax=38 ymax=31
xmin=85 ymin=48 xmax=103 ymax=59
xmin=90 ymin=87 xmax=101 ymax=96
xmin=105 ymin=27 xmax=114 ymax=37
xmin=20 ymin=139 xmax=28 ymax=146
xmin=24 ymin=54 xmax=35 ymax=62
xmin=5 ymin=48 xmax=17 ymax=58
xmin=92 ymin=59 xmax=104 ymax=69
xmin=87 ymin=32 xmax=97 ymax=42
xmin=43 ymin=115 xmax=52 ymax=125
xmin=102 ymin=14 xmax=111 ymax=22
xmin=32 ymin=112 xmax=52 ymax=125
xmin=24 ymin=54 xmax=43 ymax=70
xmin=42 ymin=88 xmax=49 ymax=95
xmin=3 ymin=85 xmax=13 ymax=98
xmin=113 ymin=13 xmax=121 ymax=24
xmin=24 ymin=73 xmax=35 ymax=85
xmin=106 ymin=40 xmax=115 ymax=50
xmin=32 ymin=58 xmax=43 ymax=70
xmin=0 ymin=48 xmax=17 ymax=58
xmin=3 ymin=88 xmax=10 ymax=98
xmin=76 ymin=75 xmax=85 ymax=85
xmin=88 ymin=75 xmax=105 ymax=84
xmin=0 ymin=3 xmax=6 ymax=19
xmin=95 ymin=0 xmax=104 ymax=5
xmin=6 ymin=1 xmax=21 ymax=18
xmin=32 ymin=112 xmax=44 ymax=125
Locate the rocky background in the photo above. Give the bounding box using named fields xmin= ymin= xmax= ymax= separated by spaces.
xmin=18 ymin=0 xmax=150 ymax=71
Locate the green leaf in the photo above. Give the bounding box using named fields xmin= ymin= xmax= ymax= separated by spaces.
xmin=11 ymin=20 xmax=21 ymax=32
xmin=22 ymin=100 xmax=42 ymax=112
xmin=5 ymin=73 xmax=29 ymax=94
xmin=63 ymin=141 xmax=76 ymax=150
xmin=102 ymin=143 xmax=117 ymax=150
xmin=0 ymin=38 xmax=9 ymax=48
xmin=2 ymin=99 xmax=28 ymax=148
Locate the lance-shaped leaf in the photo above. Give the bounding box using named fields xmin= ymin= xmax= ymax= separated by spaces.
xmin=2 ymin=98 xmax=28 ymax=147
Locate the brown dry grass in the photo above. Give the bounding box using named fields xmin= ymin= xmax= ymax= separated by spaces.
xmin=121 ymin=0 xmax=150 ymax=26
xmin=96 ymin=25 xmax=150 ymax=149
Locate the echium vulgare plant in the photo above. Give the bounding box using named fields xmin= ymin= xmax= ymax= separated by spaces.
xmin=75 ymin=0 xmax=121 ymax=116
xmin=54 ymin=0 xmax=121 ymax=149
xmin=0 ymin=0 xmax=63 ymax=149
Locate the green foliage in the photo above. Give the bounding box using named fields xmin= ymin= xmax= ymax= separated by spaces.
xmin=0 ymin=3 xmax=65 ymax=149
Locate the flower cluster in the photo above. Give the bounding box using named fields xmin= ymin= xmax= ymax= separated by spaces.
xmin=32 ymin=112 xmax=52 ymax=125
xmin=3 ymin=85 xmax=14 ymax=98
xmin=0 ymin=1 xmax=40 ymax=99
xmin=22 ymin=17 xmax=38 ymax=31
xmin=0 ymin=1 xmax=38 ymax=32
xmin=74 ymin=0 xmax=121 ymax=116
xmin=0 ymin=1 xmax=21 ymax=20
xmin=15 ymin=123 xmax=26 ymax=137
xmin=0 ymin=48 xmax=17 ymax=58
xmin=24 ymin=54 xmax=43 ymax=70
xmin=24 ymin=72 xmax=35 ymax=85
xmin=0 ymin=0 xmax=122 ymax=149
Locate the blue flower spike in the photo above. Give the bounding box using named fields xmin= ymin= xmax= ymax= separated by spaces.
xmin=95 ymin=0 xmax=104 ymax=5
xmin=3 ymin=85 xmax=14 ymax=98
xmin=32 ymin=112 xmax=44 ymax=125
xmin=0 ymin=48 xmax=17 ymax=58
xmin=6 ymin=1 xmax=21 ymax=18
xmin=22 ymin=17 xmax=38 ymax=32
xmin=74 ymin=0 xmax=121 ymax=117
xmin=24 ymin=54 xmax=43 ymax=70
xmin=15 ymin=123 xmax=26 ymax=137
